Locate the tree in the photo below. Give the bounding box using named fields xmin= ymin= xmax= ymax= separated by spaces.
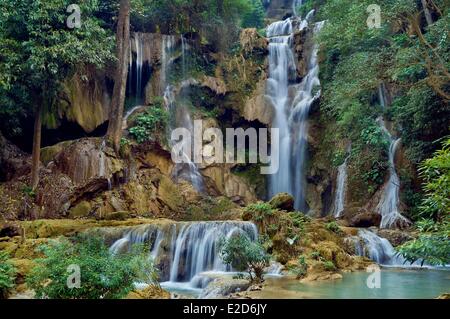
xmin=27 ymin=235 xmax=159 ymax=299
xmin=0 ymin=0 xmax=114 ymax=191
xmin=219 ymin=234 xmax=269 ymax=282
xmin=397 ymin=137 xmax=450 ymax=266
xmin=107 ymin=0 xmax=131 ymax=153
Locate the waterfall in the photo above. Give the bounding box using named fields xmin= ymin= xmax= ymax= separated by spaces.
xmin=109 ymin=221 xmax=258 ymax=287
xmin=161 ymin=35 xmax=205 ymax=192
xmin=135 ymin=33 xmax=143 ymax=100
xmin=333 ymin=153 xmax=350 ymax=218
xmin=376 ymin=84 xmax=410 ymax=229
xmin=349 ymin=229 xmax=407 ymax=266
xmin=347 ymin=229 xmax=430 ymax=267
xmin=292 ymin=0 xmax=303 ymax=16
xmin=160 ymin=35 xmax=176 ymax=95
xmin=267 ymin=14 xmax=324 ymax=211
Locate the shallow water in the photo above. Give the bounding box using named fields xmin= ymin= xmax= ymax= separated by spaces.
xmin=250 ymin=269 xmax=450 ymax=299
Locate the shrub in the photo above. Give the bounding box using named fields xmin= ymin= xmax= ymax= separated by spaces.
xmin=244 ymin=202 xmax=274 ymax=221
xmin=325 ymin=221 xmax=341 ymax=234
xmin=219 ymin=234 xmax=269 ymax=283
xmin=0 ymin=251 xmax=16 ymax=299
xmin=310 ymin=251 xmax=322 ymax=261
xmin=397 ymin=232 xmax=450 ymax=267
xmin=293 ymin=256 xmax=308 ymax=279
xmin=129 ymin=101 xmax=169 ymax=144
xmin=27 ymin=235 xmax=159 ymax=299
xmin=415 ymin=219 xmax=439 ymax=233
xmin=323 ymin=261 xmax=337 ymax=272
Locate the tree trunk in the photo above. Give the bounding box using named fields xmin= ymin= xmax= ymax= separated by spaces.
xmin=107 ymin=0 xmax=130 ymax=153
xmin=31 ymin=104 xmax=42 ymax=190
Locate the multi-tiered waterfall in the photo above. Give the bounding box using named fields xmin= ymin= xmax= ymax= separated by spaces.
xmin=267 ymin=14 xmax=324 ymax=211
xmin=376 ymin=85 xmax=410 ymax=229
xmin=109 ymin=221 xmax=258 ymax=291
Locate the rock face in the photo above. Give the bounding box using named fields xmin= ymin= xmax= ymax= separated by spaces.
xmin=52 ymin=138 xmax=121 ymax=185
xmin=266 ymin=0 xmax=295 ymax=20
xmin=240 ymin=28 xmax=268 ymax=55
xmin=243 ymin=78 xmax=273 ymax=125
xmin=0 ymin=133 xmax=30 ymax=182
xmin=202 ymin=166 xmax=257 ymax=205
xmin=348 ymin=210 xmax=382 ymax=228
xmin=269 ymin=193 xmax=295 ymax=211
xmin=57 ymin=67 xmax=112 ymax=133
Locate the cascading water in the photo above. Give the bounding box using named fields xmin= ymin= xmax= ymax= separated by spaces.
xmin=292 ymin=0 xmax=303 ymax=16
xmin=267 ymin=14 xmax=324 ymax=211
xmin=109 ymin=221 xmax=258 ymax=291
xmin=161 ymin=35 xmax=205 ymax=192
xmin=333 ymin=153 xmax=350 ymax=218
xmin=376 ymin=85 xmax=410 ymax=229
xmin=134 ymin=33 xmax=143 ymax=100
xmin=350 ymin=229 xmax=406 ymax=266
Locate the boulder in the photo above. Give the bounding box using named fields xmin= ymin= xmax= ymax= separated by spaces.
xmin=269 ymin=193 xmax=295 ymax=212
xmin=126 ymin=285 xmax=171 ymax=299
xmin=349 ymin=210 xmax=381 ymax=228
xmin=200 ymin=278 xmax=250 ymax=299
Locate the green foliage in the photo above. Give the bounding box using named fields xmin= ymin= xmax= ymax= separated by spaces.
xmin=310 ymin=251 xmax=322 ymax=261
xmin=219 ymin=234 xmax=269 ymax=282
xmin=325 ymin=221 xmax=341 ymax=234
xmin=129 ymin=101 xmax=169 ymax=144
xmin=317 ymin=0 xmax=449 ymax=204
xmin=417 ymin=137 xmax=450 ymax=220
xmin=242 ymin=0 xmax=265 ymax=29
xmin=27 ymin=235 xmax=159 ymax=299
xmin=244 ymin=202 xmax=274 ymax=222
xmin=323 ymin=260 xmax=337 ymax=271
xmin=397 ymin=138 xmax=450 ymax=265
xmin=397 ymin=230 xmax=450 ymax=266
xmin=289 ymin=212 xmax=309 ymax=231
xmin=415 ymin=219 xmax=439 ymax=233
xmin=292 ymin=255 xmax=308 ymax=279
xmin=0 ymin=0 xmax=114 ymax=139
xmin=131 ymin=0 xmax=259 ymax=51
xmin=0 ymin=251 xmax=17 ymax=299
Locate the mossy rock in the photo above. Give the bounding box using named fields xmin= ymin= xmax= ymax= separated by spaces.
xmin=126 ymin=285 xmax=171 ymax=299
xmin=13 ymin=238 xmax=49 ymax=259
xmin=40 ymin=141 xmax=73 ymax=165
xmin=10 ymin=258 xmax=36 ymax=284
xmin=269 ymin=193 xmax=294 ymax=212
xmin=102 ymin=211 xmax=131 ymax=221
xmin=69 ymin=201 xmax=93 ymax=218
xmin=0 ymin=240 xmax=19 ymax=256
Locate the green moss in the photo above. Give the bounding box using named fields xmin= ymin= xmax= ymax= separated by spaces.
xmin=69 ymin=201 xmax=92 ymax=219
